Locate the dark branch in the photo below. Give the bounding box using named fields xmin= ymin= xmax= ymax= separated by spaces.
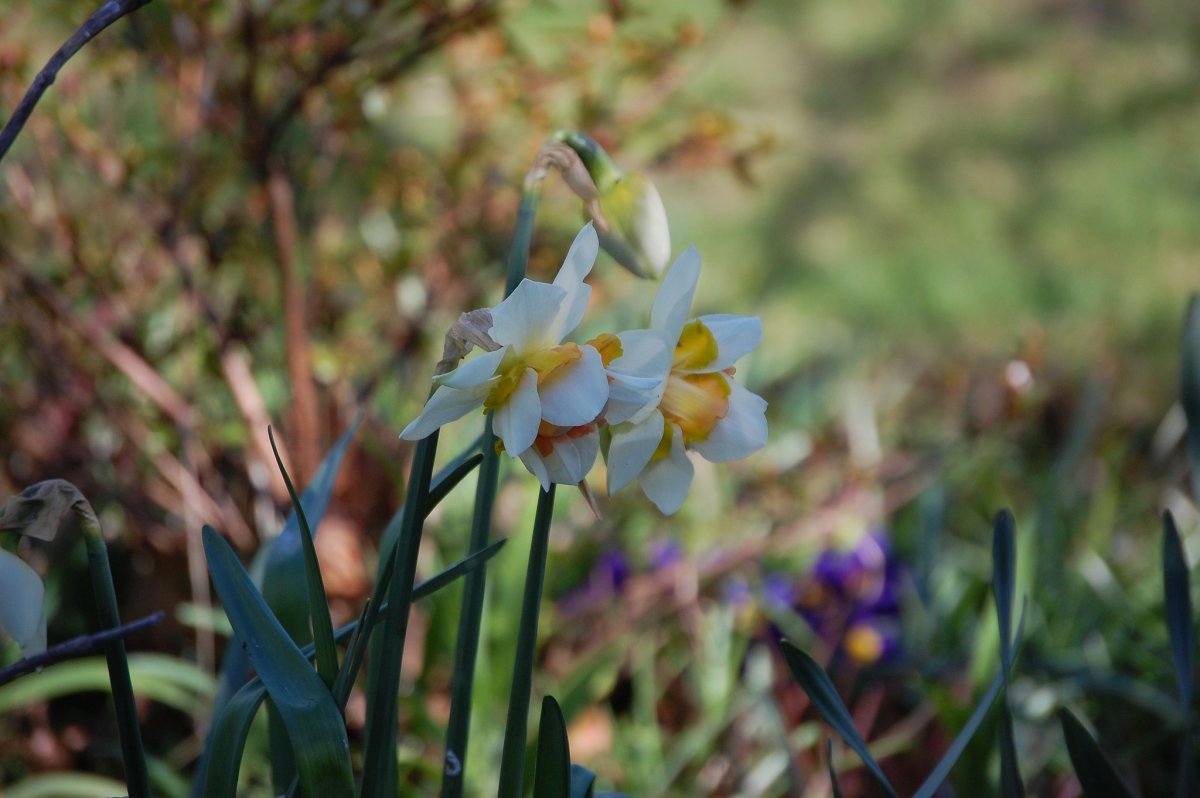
xmin=0 ymin=611 xmax=165 ymax=687
xmin=0 ymin=0 xmax=155 ymax=163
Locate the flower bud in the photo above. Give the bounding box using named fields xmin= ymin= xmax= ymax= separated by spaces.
xmin=0 ymin=481 xmax=86 ymax=657
xmin=552 ymin=130 xmax=671 ymax=279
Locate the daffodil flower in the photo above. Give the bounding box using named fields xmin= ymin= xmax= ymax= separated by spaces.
xmin=604 ymin=248 xmax=767 ymax=514
xmin=401 ymin=224 xmax=611 ymax=466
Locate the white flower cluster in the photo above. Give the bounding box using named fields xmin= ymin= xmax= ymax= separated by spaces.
xmin=401 ymin=224 xmax=767 ymax=515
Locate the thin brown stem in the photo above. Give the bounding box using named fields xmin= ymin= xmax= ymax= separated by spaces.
xmin=267 ymin=165 xmax=319 ymax=483
xmin=0 ymin=611 xmax=164 ymax=687
xmin=0 ymin=0 xmax=155 ymax=162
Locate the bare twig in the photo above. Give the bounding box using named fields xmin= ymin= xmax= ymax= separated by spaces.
xmin=267 ymin=166 xmax=320 ymax=483
xmin=0 ymin=612 xmax=165 ymax=687
xmin=0 ymin=0 xmax=155 ymax=163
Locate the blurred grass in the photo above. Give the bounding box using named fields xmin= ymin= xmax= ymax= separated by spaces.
xmin=2 ymin=0 xmax=1200 ymax=795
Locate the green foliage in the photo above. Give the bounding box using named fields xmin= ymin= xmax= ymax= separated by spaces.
xmin=202 ymin=526 xmax=353 ymax=798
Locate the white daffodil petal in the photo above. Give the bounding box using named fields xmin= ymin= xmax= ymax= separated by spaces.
xmin=554 ymin=223 xmax=599 ymax=290
xmin=631 ymin=178 xmax=670 ymax=277
xmin=640 ymin=424 xmax=694 ymax=515
xmin=543 ymin=430 xmax=600 ymax=486
xmin=518 ymin=448 xmax=552 ymax=491
xmin=650 ymin=246 xmax=701 ymax=342
xmin=606 ymin=411 xmax=665 ymax=494
xmin=435 ymin=347 xmax=508 ymax=389
xmin=538 ymin=345 xmax=608 ymax=427
xmin=0 ymin=548 xmax=47 ymax=657
xmin=604 ymin=372 xmax=664 ymax=426
xmin=693 ymin=314 xmax=763 ymax=372
xmin=493 ymin=369 xmax=541 ymax=456
xmin=400 ymin=381 xmax=491 ymax=440
xmin=489 ymin=280 xmax=568 ymax=351
xmin=692 ymin=379 xmax=769 ymax=463
xmin=548 ymin=224 xmax=599 ymax=340
xmin=611 ymin=329 xmax=673 ymax=380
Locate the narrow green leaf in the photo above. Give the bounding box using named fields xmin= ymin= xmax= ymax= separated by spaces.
xmin=911 ymin=669 xmax=1004 ymax=798
xmin=0 ymin=654 xmax=211 ymax=715
xmin=1181 ymin=294 xmax=1200 ymax=503
xmin=569 ymin=764 xmax=596 ymax=798
xmin=201 ymin=679 xmax=268 ymax=798
xmin=1162 ymin=510 xmax=1196 ymax=798
xmin=202 ymin=526 xmax=353 ymax=798
xmin=779 ymin=641 xmax=898 ymax=798
xmin=4 ymin=772 xmax=130 ymax=798
xmin=259 ymin=416 xmax=360 ymax=644
xmin=533 ymin=696 xmax=571 ymax=798
xmin=498 ymin=485 xmax=558 ymax=798
xmin=1059 ymin=708 xmax=1137 ymax=798
xmin=361 ymin=432 xmax=439 ymax=798
xmin=827 ymin=738 xmax=845 ymax=798
xmin=993 ymin=510 xmax=1017 ymax=673
xmin=442 ymin=184 xmax=538 ymax=798
xmin=1162 ymin=511 xmax=1194 ymax=709
xmin=993 ymin=509 xmax=1024 ymax=798
xmin=371 ymin=436 xmax=482 ymax=586
xmin=269 ymin=427 xmax=338 ymax=688
xmin=429 ymin=441 xmax=484 ymax=511
xmin=441 ymin=425 xmax=504 ymax=798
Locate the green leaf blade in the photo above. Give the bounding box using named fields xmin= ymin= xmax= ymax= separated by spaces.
xmin=1059 ymin=707 xmax=1138 ymax=798
xmin=269 ymin=426 xmax=338 ymax=689
xmin=1162 ymin=511 xmax=1194 ymax=710
xmin=779 ymin=641 xmax=898 ymax=798
xmin=202 ymin=526 xmax=353 ymax=798
xmin=533 ymin=696 xmax=571 ymax=798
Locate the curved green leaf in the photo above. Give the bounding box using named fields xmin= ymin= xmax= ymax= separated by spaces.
xmin=0 ymin=653 xmax=212 ymax=715
xmin=1181 ymin=295 xmax=1200 ymax=503
xmin=533 ymin=696 xmax=571 ymax=798
xmin=260 ymin=416 xmax=360 ymax=644
xmin=201 ymin=679 xmax=269 ymax=798
xmin=1162 ymin=511 xmax=1194 ymax=709
xmin=203 ymin=526 xmax=353 ymax=798
xmin=4 ymin=772 xmax=129 ymax=798
xmin=269 ymin=427 xmax=338 ymax=688
xmin=911 ymin=670 xmax=1004 ymax=798
xmin=827 ymin=738 xmax=845 ymax=798
xmin=993 ymin=509 xmax=1024 ymax=798
xmin=779 ymin=641 xmax=898 ymax=798
xmin=1059 ymin=707 xmax=1137 ymax=798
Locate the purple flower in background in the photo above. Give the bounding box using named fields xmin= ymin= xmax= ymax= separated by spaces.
xmin=797 ymin=529 xmax=905 ymax=666
xmin=648 ymin=537 xmax=684 ymax=571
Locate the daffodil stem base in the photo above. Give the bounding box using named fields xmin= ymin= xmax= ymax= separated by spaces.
xmin=497 ymin=483 xmax=557 ymax=798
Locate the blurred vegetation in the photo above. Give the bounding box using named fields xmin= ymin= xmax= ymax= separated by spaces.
xmin=1 ymin=0 xmax=1199 ymax=795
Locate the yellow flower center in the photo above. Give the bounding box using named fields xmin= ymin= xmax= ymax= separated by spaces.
xmin=673 ymin=319 xmax=719 ymax=370
xmin=586 ymin=332 xmax=623 ymax=366
xmin=652 ymin=372 xmax=731 ymax=459
xmin=647 ymin=320 xmax=731 ymax=460
xmin=484 ymin=343 xmax=582 ymax=411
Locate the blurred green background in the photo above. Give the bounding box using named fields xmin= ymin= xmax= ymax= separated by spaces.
xmin=1 ymin=0 xmax=1198 ymax=795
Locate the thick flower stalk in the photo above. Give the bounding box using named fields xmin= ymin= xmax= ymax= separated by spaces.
xmin=603 ymin=248 xmax=768 ymax=514
xmin=401 ymin=224 xmax=610 ymax=487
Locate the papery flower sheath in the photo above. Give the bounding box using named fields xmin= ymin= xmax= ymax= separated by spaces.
xmin=0 ymin=480 xmax=87 ymax=657
xmin=603 ymin=248 xmax=767 ymax=514
xmin=401 ymin=224 xmax=611 ymax=466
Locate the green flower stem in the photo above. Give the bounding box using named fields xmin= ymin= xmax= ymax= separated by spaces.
xmin=360 ymin=431 xmax=439 ymax=798
xmin=440 ymin=183 xmax=539 ymax=798
xmin=77 ymin=507 xmax=151 ymax=798
xmin=497 ymin=484 xmax=557 ymax=798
